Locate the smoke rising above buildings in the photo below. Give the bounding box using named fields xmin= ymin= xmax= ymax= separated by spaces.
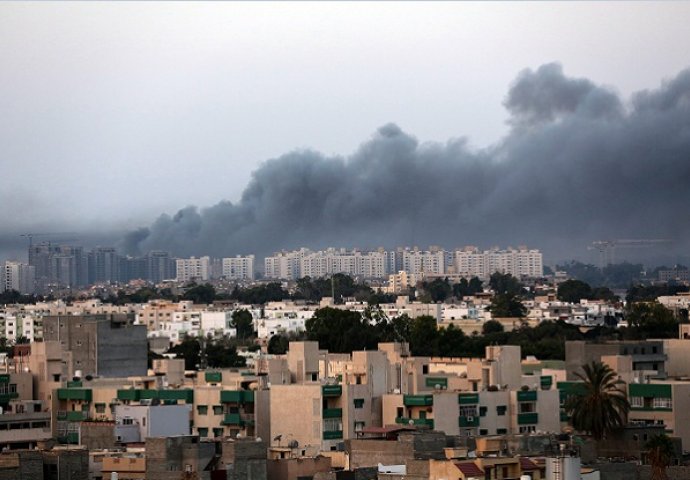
xmin=120 ymin=63 xmax=690 ymax=260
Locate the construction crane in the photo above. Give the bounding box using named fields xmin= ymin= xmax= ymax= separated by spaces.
xmin=19 ymin=233 xmax=51 ymax=249
xmin=588 ymin=239 xmax=672 ymax=268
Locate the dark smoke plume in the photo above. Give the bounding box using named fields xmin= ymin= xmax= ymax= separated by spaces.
xmin=123 ymin=63 xmax=690 ymax=259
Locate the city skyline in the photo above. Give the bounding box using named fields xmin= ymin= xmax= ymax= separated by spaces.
xmin=2 ymin=2 xmax=690 ymax=264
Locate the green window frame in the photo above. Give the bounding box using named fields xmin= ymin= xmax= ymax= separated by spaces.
xmin=198 ymin=427 xmax=208 ymax=437
xmin=197 ymin=405 xmax=208 ymax=415
xmin=95 ymin=403 xmax=106 ymax=414
xmin=213 ymin=428 xmax=224 ymax=437
xmin=354 ymin=398 xmax=365 ymax=409
xmin=213 ymin=405 xmax=224 ymax=415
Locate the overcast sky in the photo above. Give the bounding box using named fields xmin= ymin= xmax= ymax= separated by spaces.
xmin=2 ymin=2 xmax=690 ymax=261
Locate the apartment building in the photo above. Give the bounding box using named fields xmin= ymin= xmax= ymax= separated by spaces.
xmin=175 ymin=256 xmax=210 ymax=282
xmin=453 ymin=246 xmax=543 ymax=279
xmin=222 ymin=255 xmax=255 ymax=280
xmin=2 ymin=261 xmax=35 ymax=295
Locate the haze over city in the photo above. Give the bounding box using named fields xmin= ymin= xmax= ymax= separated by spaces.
xmin=2 ymin=2 xmax=690 ymax=265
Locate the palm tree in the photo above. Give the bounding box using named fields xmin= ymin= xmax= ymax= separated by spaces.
xmin=645 ymin=434 xmax=675 ymax=480
xmin=564 ymin=361 xmax=629 ymax=440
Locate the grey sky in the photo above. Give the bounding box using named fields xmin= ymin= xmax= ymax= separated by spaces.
xmin=1 ymin=2 xmax=690 ymax=261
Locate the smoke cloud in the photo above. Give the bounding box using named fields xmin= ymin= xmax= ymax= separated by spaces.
xmin=123 ymin=63 xmax=690 ymax=260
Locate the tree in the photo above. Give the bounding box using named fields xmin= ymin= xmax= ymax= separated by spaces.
xmin=268 ymin=334 xmax=290 ymax=355
xmin=557 ymin=279 xmax=593 ymax=303
xmin=625 ymin=302 xmax=677 ymax=339
xmin=645 ymin=434 xmax=675 ymax=480
xmin=409 ymin=316 xmax=440 ymax=356
xmin=231 ymin=309 xmax=255 ymax=341
xmin=482 ymin=320 xmax=504 ymax=335
xmin=565 ymin=361 xmax=629 ymax=440
xmin=421 ymin=278 xmax=452 ymax=303
xmin=305 ymin=307 xmax=377 ymax=353
xmin=183 ymin=283 xmax=216 ymax=304
xmin=489 ymin=273 xmax=523 ymax=296
xmin=488 ymin=293 xmax=527 ymax=318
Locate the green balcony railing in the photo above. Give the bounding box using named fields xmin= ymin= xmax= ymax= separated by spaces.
xmin=322 ymin=408 xmax=342 ymax=419
xmin=459 ymin=416 xmax=479 ymax=427
xmin=322 ymin=385 xmax=342 ymax=397
xmin=395 ymin=417 xmax=434 ymax=428
xmin=57 ymin=388 xmax=92 ymax=402
xmin=323 ymin=430 xmax=343 ymax=440
xmin=403 ymin=394 xmax=433 ymax=406
xmin=458 ymin=393 xmax=479 ymax=405
xmin=66 ymin=411 xmax=88 ymax=422
xmin=517 ymin=390 xmax=537 ymax=402
xmin=222 ymin=413 xmax=243 ymax=426
xmin=518 ymin=412 xmax=539 ymax=425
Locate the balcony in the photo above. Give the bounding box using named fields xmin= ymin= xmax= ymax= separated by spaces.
xmin=322 ymin=385 xmax=342 ymax=397
xmin=403 ymin=395 xmax=433 ymax=406
xmin=222 ymin=413 xmax=243 ymax=426
xmin=323 ymin=430 xmax=343 ymax=440
xmin=517 ymin=391 xmax=537 ymax=402
xmin=0 ymin=393 xmax=19 ymax=404
xmin=66 ymin=411 xmax=89 ymax=422
xmin=395 ymin=417 xmax=434 ymax=428
xmin=57 ymin=388 xmax=92 ymax=402
xmin=322 ymin=408 xmax=342 ymax=419
xmin=458 ymin=393 xmax=479 ymax=405
xmin=117 ymin=389 xmax=141 ymax=401
xmin=459 ymin=416 xmax=479 ymax=427
xmin=205 ymin=371 xmax=222 ymax=383
xmin=518 ymin=412 xmax=539 ymax=425
xmin=221 ymin=390 xmax=254 ymax=404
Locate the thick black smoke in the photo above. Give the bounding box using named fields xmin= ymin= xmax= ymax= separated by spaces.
xmin=123 ymin=63 xmax=690 ymax=260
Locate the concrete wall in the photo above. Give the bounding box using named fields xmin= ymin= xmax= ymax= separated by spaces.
xmin=266 ymin=456 xmax=331 ymax=480
xmin=220 ymin=438 xmax=268 ymax=480
xmin=97 ymin=321 xmax=147 ymax=377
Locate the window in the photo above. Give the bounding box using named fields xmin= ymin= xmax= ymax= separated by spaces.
xmin=354 ymin=398 xmax=364 ymax=409
xmin=197 ymin=405 xmax=208 ymax=415
xmin=213 ymin=428 xmax=223 ymax=437
xmin=123 ymin=418 xmax=133 ymax=425
xmin=422 ymin=365 xmax=429 ymax=374
xmin=496 ymin=405 xmax=507 ymax=416
xmin=519 ymin=425 xmax=536 ymax=433
xmin=354 ymin=421 xmax=365 ymax=432
xmin=480 ymin=429 xmax=488 ymax=435
xmin=497 ymin=428 xmax=507 ymax=434
xmin=95 ymin=404 xmax=106 ymax=414
xmin=653 ymin=397 xmax=672 ymax=409
xmin=630 ymin=396 xmax=643 ymax=408
xmin=213 ymin=405 xmax=223 ymax=415
xmin=479 ymin=406 xmax=487 ymax=417
xmin=460 ymin=406 xmax=477 ymax=417
xmin=197 ymin=427 xmax=208 ymax=437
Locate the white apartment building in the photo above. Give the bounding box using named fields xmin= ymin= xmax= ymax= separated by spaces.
xmin=453 ymin=246 xmax=543 ymax=279
xmin=175 ymin=256 xmax=210 ymax=283
xmin=2 ymin=261 xmax=35 ymax=295
xmin=264 ymin=249 xmax=309 ymax=280
xmin=401 ymin=248 xmax=445 ymax=276
xmin=221 ymin=255 xmax=255 ymax=280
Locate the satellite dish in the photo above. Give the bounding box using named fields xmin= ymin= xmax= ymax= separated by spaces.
xmin=288 ymin=439 xmax=299 ymax=449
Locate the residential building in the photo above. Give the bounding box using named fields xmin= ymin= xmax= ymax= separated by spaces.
xmin=2 ymin=261 xmax=35 ymax=295
xmin=222 ymin=255 xmax=255 ymax=280
xmin=175 ymin=256 xmax=210 ymax=283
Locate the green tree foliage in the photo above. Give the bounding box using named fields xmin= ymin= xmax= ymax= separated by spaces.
xmin=645 ymin=434 xmax=675 ymax=480
xmin=624 ymin=302 xmax=678 ymax=339
xmin=305 ymin=307 xmax=378 ymax=353
xmin=489 ymin=273 xmax=524 ymax=295
xmin=0 ymin=290 xmax=42 ymax=305
xmin=626 ymin=284 xmax=689 ymax=304
xmin=489 ymin=293 xmax=527 ymax=318
xmin=268 ymin=334 xmax=290 ymax=355
xmin=420 ymin=278 xmax=452 ymax=303
xmin=167 ymin=336 xmax=246 ymax=370
xmin=557 ymin=280 xmax=594 ymax=303
xmin=437 ymin=324 xmax=467 ymax=357
xmin=183 ymin=283 xmax=216 ymax=304
xmin=452 ymin=277 xmax=483 ymax=298
xmin=205 ymin=339 xmax=246 ymax=368
xmin=230 ymin=283 xmax=290 ymax=304
xmin=231 ymin=309 xmax=255 ymax=341
xmin=409 ymin=316 xmax=440 ymax=356
xmin=482 ymin=320 xmax=504 ymax=335
xmin=565 ymin=361 xmax=629 ymax=440
xmin=557 ymin=261 xmax=604 ymax=286
xmin=293 ymin=274 xmax=376 ymax=304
